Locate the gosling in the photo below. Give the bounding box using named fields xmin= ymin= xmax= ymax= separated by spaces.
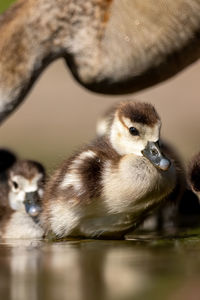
xmin=0 ymin=159 xmax=45 ymax=239
xmin=42 ymin=100 xmax=177 ymax=239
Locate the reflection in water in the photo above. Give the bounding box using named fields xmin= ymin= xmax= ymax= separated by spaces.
xmin=1 ymin=237 xmax=200 ymax=300
xmin=39 ymin=241 xmax=149 ymax=300
xmin=9 ymin=241 xmax=41 ymax=300
xmin=104 ymin=248 xmax=147 ymax=300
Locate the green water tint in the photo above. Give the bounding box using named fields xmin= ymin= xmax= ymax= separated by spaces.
xmin=127 ymin=227 xmax=200 ymax=241
xmin=1 ymin=231 xmax=200 ymax=300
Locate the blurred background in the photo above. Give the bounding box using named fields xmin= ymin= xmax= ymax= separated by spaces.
xmin=0 ymin=1 xmax=200 ymax=173
xmin=1 ymin=4 xmax=200 ymax=300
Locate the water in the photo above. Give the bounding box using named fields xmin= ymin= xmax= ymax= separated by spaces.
xmin=1 ymin=232 xmax=200 ymax=300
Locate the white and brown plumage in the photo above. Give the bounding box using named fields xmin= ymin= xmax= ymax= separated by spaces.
xmin=0 ymin=157 xmax=45 ymax=239
xmin=0 ymin=0 xmax=200 ymax=122
xmin=42 ymin=100 xmax=177 ymax=239
xmin=96 ymin=103 xmax=187 ymax=232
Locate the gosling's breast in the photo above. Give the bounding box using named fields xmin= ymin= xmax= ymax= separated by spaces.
xmin=3 ymin=211 xmax=44 ymax=239
xmin=102 ymin=155 xmax=176 ymax=214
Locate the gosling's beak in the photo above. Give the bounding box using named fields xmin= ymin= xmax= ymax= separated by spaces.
xmin=142 ymin=141 xmax=171 ymax=171
xmin=24 ymin=191 xmax=41 ymax=217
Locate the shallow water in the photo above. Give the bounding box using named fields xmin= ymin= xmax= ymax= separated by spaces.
xmin=1 ymin=231 xmax=200 ymax=300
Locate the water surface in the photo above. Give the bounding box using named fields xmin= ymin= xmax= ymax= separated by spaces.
xmin=1 ymin=232 xmax=200 ymax=300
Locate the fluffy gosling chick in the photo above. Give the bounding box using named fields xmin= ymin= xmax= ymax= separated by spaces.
xmin=0 ymin=160 xmax=45 ymax=239
xmin=42 ymin=101 xmax=176 ymax=239
xmin=96 ymin=103 xmax=186 ymax=232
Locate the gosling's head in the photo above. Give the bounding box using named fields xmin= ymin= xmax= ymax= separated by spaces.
xmin=8 ymin=160 xmax=46 ymax=217
xmin=110 ymin=101 xmax=171 ymax=171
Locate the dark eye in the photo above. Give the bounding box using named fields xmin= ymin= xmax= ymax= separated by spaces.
xmin=12 ymin=181 xmax=18 ymax=189
xmin=129 ymin=127 xmax=139 ymax=136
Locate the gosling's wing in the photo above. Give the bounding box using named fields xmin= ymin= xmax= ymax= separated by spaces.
xmin=42 ymin=138 xmax=116 ymax=237
xmin=43 ymin=137 xmax=120 ymax=206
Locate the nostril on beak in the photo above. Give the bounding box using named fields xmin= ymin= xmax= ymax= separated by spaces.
xmin=150 ymin=148 xmax=159 ymax=156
